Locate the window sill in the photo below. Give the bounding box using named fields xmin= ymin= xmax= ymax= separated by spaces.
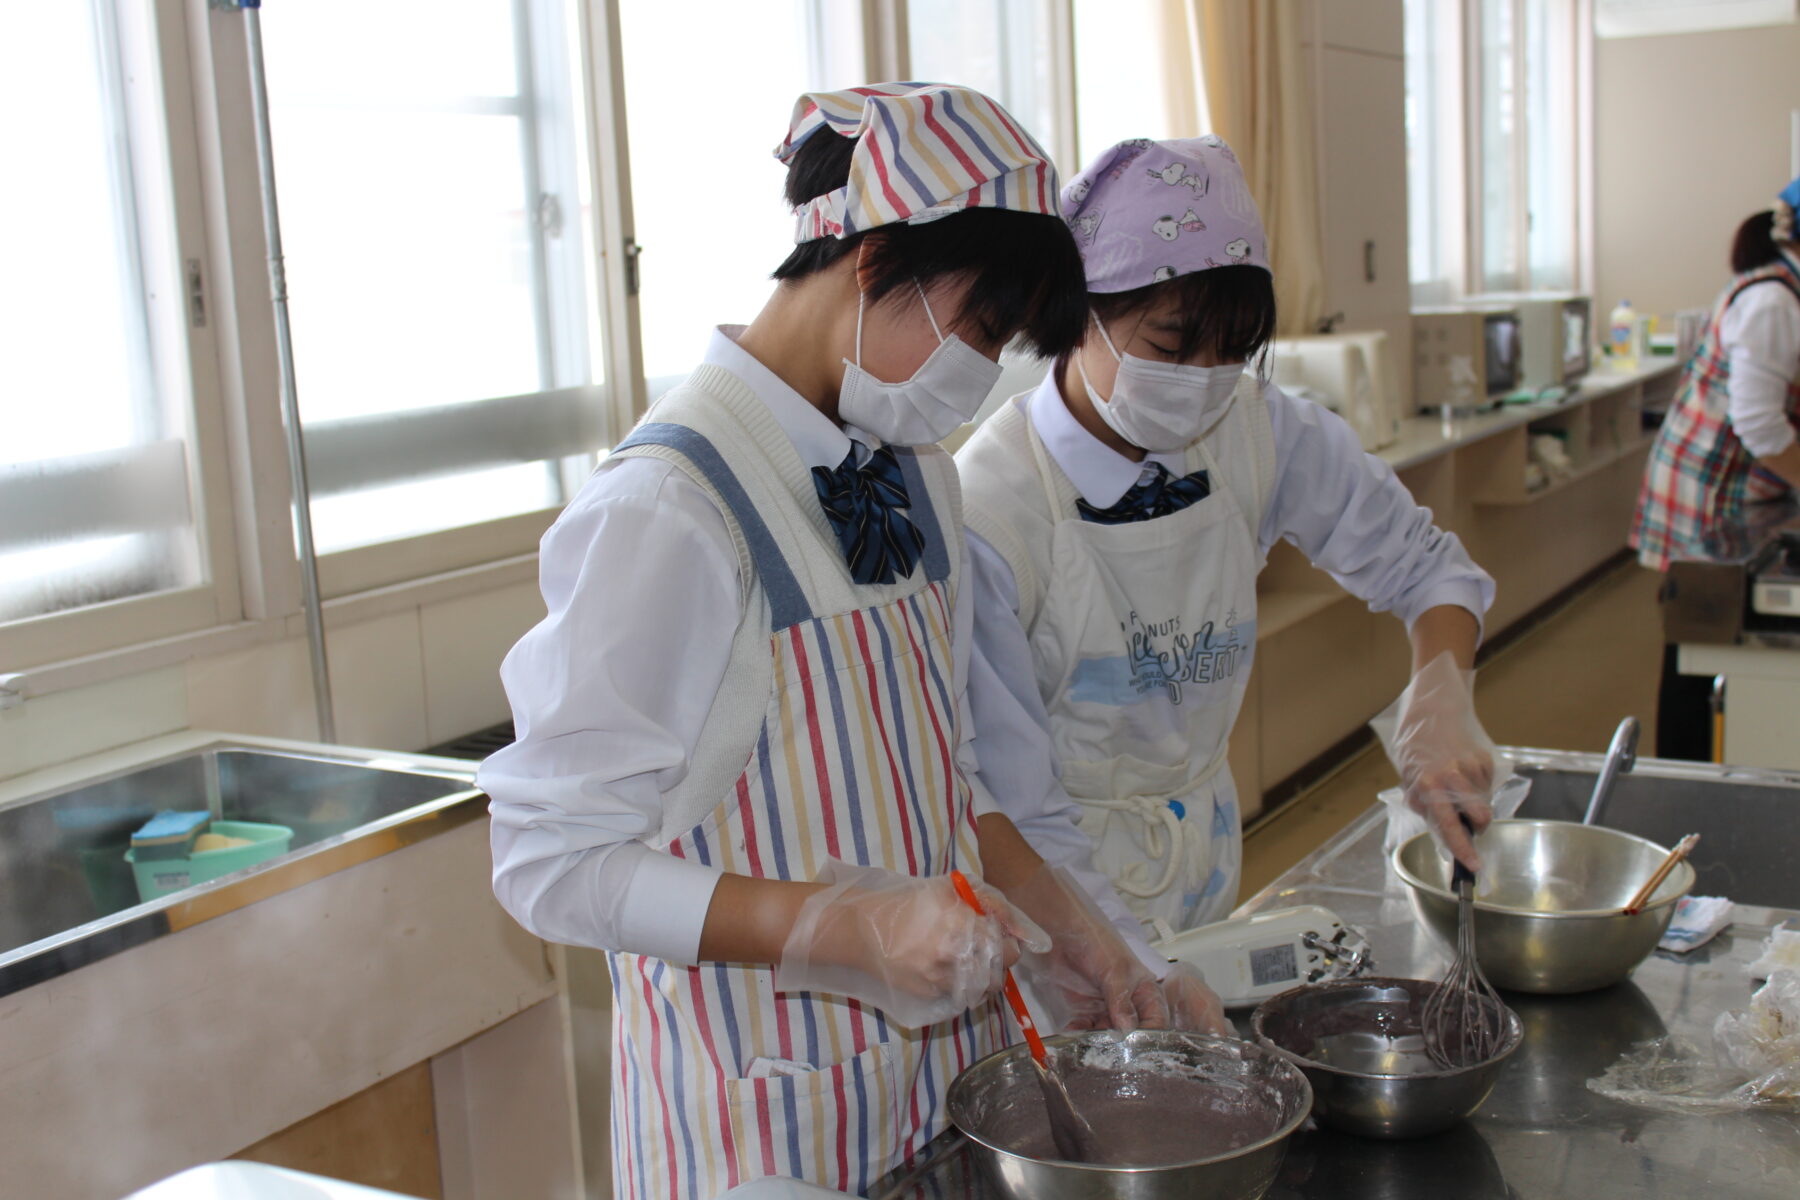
xmin=18 ymin=552 xmax=541 ymax=701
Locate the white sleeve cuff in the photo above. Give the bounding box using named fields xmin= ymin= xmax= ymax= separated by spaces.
xmin=607 ymin=842 xmax=726 ymax=967
xmin=1399 ymin=583 xmax=1493 ymax=643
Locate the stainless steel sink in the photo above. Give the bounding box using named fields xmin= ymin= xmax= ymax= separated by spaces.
xmin=0 ymin=736 xmax=483 ymax=996
xmin=1513 ymin=754 xmax=1800 ymax=909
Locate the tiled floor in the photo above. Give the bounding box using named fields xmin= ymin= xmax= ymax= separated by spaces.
xmin=1239 ymin=561 xmax=1664 ymax=898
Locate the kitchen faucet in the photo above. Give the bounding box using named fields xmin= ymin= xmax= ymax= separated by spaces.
xmin=1582 ymin=716 xmax=1641 ymax=826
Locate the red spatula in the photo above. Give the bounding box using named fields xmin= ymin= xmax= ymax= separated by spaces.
xmin=950 ymin=869 xmax=1096 ymax=1162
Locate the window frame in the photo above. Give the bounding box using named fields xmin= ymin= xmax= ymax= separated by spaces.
xmin=0 ymin=0 xmax=245 ymax=672
xmin=9 ymin=0 xmax=1114 ymax=686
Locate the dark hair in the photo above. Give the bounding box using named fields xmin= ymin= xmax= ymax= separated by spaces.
xmin=1731 ymin=210 xmax=1784 ymax=274
xmin=771 ymin=128 xmax=1087 ymax=357
xmin=1060 ymin=266 xmax=1278 ymax=372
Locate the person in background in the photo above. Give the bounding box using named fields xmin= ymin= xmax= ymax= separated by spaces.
xmin=1631 ymin=174 xmax=1800 ymax=760
xmin=478 ymin=84 xmax=1181 ymax=1199
xmin=956 ymin=136 xmax=1499 ymax=988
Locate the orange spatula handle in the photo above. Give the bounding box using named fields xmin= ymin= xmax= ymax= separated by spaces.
xmin=949 ymin=869 xmax=1049 ymax=1067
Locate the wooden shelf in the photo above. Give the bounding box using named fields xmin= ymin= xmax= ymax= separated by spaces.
xmin=1256 ymin=587 xmax=1355 ymax=641
xmin=1473 ymin=431 xmax=1655 ymax=507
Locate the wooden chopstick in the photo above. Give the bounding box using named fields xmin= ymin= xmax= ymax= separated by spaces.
xmin=1623 ymin=833 xmax=1700 ymax=916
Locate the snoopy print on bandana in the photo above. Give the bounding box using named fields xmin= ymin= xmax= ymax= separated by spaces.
xmin=1152 ymin=209 xmax=1208 ymax=242
xmin=1147 ymin=162 xmax=1209 ymax=195
xmin=1152 ymin=266 xmax=1179 ymax=283
xmin=1071 ymin=211 xmax=1104 ymax=242
xmin=1225 ymin=237 xmax=1252 ymax=261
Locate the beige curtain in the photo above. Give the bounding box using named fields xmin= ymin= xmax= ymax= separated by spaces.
xmin=1163 ymin=0 xmax=1327 ymax=336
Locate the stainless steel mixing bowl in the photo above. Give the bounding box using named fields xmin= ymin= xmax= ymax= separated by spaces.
xmin=947 ymin=1030 xmax=1312 ymax=1200
xmin=1392 ymin=819 xmax=1696 ymax=994
xmin=1250 ymin=977 xmax=1522 ymax=1139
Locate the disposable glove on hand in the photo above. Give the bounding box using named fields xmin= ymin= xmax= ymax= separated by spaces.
xmin=1159 ymin=962 xmax=1232 ymax=1036
xmin=1371 ymin=650 xmax=1496 ymax=872
xmin=1004 ymin=866 xmax=1170 ymax=1033
xmin=775 ymin=860 xmax=1049 ymax=1029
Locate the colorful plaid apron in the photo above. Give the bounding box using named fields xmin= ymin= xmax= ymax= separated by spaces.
xmin=1631 ymin=258 xmax=1800 ymax=570
xmin=605 ymin=416 xmax=1004 ymax=1200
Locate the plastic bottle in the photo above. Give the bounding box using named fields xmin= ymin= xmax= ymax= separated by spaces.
xmin=1609 ymin=299 xmax=1638 ymax=370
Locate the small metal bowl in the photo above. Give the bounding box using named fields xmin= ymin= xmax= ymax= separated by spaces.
xmin=1392 ymin=819 xmax=1696 ymax=993
xmin=947 ymin=1030 xmax=1312 ymax=1200
xmin=1251 ymin=977 xmax=1523 ymax=1139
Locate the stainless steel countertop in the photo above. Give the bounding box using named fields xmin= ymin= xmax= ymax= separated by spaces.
xmin=876 ymin=747 xmax=1800 ymax=1200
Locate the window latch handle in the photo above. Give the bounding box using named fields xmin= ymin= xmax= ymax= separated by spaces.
xmin=623 ymin=238 xmax=644 ymax=296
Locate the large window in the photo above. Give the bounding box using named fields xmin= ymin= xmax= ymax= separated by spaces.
xmin=261 ymin=0 xmax=608 ymax=570
xmin=1071 ymin=0 xmax=1181 ymax=163
xmin=0 ymin=1 xmax=222 ymax=638
xmin=1405 ymin=0 xmax=1583 ymax=303
xmin=619 ymin=0 xmax=862 ymax=400
xmin=5 ymin=0 xmax=1199 ymax=679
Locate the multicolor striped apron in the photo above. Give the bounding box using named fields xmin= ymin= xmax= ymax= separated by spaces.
xmin=607 ymin=418 xmax=1004 ymax=1200
xmin=1631 ymin=259 xmax=1800 ymax=571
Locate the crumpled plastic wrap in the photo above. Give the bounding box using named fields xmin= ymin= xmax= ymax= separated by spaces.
xmin=1589 ymin=962 xmax=1800 ymax=1113
xmin=1747 ymin=925 xmax=1800 ymax=979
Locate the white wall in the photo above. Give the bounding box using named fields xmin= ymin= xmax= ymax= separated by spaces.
xmin=1594 ymin=23 xmax=1800 ymax=320
xmin=0 ymin=579 xmax=543 ymax=781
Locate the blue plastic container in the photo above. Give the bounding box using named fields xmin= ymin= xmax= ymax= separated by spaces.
xmin=125 ymin=820 xmax=295 ymax=902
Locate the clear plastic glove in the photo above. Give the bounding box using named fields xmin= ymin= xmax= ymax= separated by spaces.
xmin=1004 ymin=866 xmax=1169 ymax=1033
xmin=775 ymin=860 xmax=1049 ymax=1029
xmin=1370 ymin=650 xmax=1496 ymax=872
xmin=1159 ymin=962 xmax=1232 ymax=1035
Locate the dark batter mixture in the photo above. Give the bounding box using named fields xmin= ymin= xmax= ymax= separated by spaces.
xmin=972 ymin=1063 xmax=1289 ymax=1167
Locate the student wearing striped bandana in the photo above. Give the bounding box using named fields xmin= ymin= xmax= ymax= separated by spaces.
xmin=479 ymin=84 xmax=1177 ymax=1197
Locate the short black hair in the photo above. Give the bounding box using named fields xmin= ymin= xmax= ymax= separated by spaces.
xmin=771 ymin=127 xmax=1087 ymax=357
xmin=1063 ymin=266 xmax=1278 ymax=372
xmin=1731 ymin=209 xmax=1786 ymax=275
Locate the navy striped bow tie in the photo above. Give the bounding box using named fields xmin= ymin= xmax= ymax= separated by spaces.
xmin=1076 ymin=463 xmax=1212 ymax=525
xmin=812 ymin=445 xmax=927 ymax=585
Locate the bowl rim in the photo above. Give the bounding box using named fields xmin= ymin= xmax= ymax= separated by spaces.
xmin=1390 ymin=818 xmax=1697 ymax=919
xmin=947 ymin=1030 xmax=1314 ymax=1173
xmin=1248 ymin=975 xmax=1524 ymax=1081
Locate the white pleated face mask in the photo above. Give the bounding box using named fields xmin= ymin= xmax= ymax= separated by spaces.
xmin=1078 ymin=313 xmax=1245 ymax=453
xmin=838 ymin=280 xmax=1003 ymax=446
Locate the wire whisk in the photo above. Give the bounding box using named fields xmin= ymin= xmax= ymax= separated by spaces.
xmin=1421 ymin=837 xmax=1507 ymax=1069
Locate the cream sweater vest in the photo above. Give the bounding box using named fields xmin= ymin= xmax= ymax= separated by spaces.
xmin=956 ymin=374 xmax=1276 ymax=633
xmin=612 ymin=364 xmax=965 ymax=841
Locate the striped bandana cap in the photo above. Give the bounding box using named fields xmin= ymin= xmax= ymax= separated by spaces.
xmin=773 ymin=82 xmax=1059 ymax=243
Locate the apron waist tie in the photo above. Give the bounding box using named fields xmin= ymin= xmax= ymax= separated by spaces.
xmin=1067 ymin=753 xmax=1231 ymax=901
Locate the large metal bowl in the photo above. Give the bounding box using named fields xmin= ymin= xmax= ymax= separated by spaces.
xmin=1250 ymin=977 xmax=1522 ymax=1139
xmin=947 ymin=1030 xmax=1312 ymax=1200
xmin=1392 ymin=819 xmax=1696 ymax=994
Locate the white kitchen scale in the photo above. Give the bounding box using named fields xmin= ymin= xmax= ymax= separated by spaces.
xmin=1152 ymin=904 xmax=1372 ymax=1009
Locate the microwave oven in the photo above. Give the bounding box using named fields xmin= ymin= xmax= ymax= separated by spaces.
xmin=1477 ymin=292 xmax=1592 ymax=393
xmin=1412 ymin=306 xmax=1522 ymax=413
xmin=1269 ymin=330 xmax=1402 ymax=452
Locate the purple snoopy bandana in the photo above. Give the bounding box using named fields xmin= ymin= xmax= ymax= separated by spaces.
xmin=1061 ymin=135 xmax=1270 ymax=293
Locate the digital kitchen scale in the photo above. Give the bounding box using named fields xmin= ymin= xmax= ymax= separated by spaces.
xmin=1154 ymin=904 xmax=1372 ymax=1009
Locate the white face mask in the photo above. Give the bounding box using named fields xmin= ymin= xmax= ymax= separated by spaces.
xmin=838 ymin=280 xmax=1003 ymax=445
xmin=1078 ymin=314 xmax=1246 ymax=453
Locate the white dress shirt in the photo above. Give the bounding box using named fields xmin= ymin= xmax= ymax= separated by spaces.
xmin=480 ymin=327 xmax=995 ymax=967
xmin=966 ymin=372 xmax=1496 ymax=955
xmin=1721 ymin=267 xmax=1800 ymax=458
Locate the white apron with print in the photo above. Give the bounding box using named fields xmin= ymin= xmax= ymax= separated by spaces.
xmin=961 ymin=374 xmax=1273 ymax=932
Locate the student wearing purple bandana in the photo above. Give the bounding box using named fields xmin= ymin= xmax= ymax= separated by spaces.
xmin=957 ymin=137 xmax=1498 ymax=1020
